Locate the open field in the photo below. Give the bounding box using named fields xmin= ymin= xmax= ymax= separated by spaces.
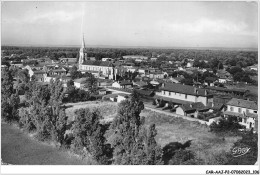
xmin=64 ymin=101 xmax=118 ymax=122
xmin=1 ymin=123 xmax=93 ymax=165
xmin=142 ymin=109 xmax=241 ymax=164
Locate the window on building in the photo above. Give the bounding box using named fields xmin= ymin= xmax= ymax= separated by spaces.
xmin=244 ymin=118 xmax=247 ymax=123
xmin=163 ymin=91 xmax=165 ymax=95
xmin=254 ymin=111 xmax=257 ymax=113
xmin=238 ymin=108 xmax=242 ymax=113
xmin=185 ymin=94 xmax=187 ymax=99
xmin=230 ymin=107 xmax=233 ymax=112
xmin=169 ymin=92 xmax=171 ymax=96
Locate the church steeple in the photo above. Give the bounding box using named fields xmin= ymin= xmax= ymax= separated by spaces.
xmin=79 ymin=33 xmax=87 ymax=66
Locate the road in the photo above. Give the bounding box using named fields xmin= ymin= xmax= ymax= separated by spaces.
xmin=1 ymin=123 xmax=91 ymax=165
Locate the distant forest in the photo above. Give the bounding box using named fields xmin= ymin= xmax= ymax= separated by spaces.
xmin=1 ymin=46 xmax=258 ymax=67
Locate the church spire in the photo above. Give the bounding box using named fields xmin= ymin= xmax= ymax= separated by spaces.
xmin=81 ymin=33 xmax=85 ymax=49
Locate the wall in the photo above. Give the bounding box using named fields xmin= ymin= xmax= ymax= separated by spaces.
xmin=227 ymin=105 xmax=258 ymax=114
xmin=176 ymin=107 xmax=185 ymax=116
xmin=158 ymin=90 xmax=197 ymax=103
xmin=112 ymin=82 xmax=121 ymax=88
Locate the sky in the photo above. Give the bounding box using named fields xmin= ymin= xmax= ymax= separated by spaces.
xmin=1 ymin=1 xmax=258 ymax=49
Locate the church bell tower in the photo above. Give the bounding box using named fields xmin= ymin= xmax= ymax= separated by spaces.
xmin=78 ymin=34 xmax=87 ymax=69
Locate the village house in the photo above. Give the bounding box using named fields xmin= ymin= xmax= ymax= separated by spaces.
xmin=112 ymin=81 xmax=133 ymax=89
xmin=133 ymin=80 xmax=148 ymax=88
xmin=148 ymin=71 xmax=164 ymax=79
xmin=224 ymin=98 xmax=258 ymax=131
xmin=150 ymin=57 xmax=157 ymax=61
xmin=176 ymin=102 xmax=210 ymax=118
xmin=74 ymin=77 xmax=88 ymax=89
xmin=59 ymin=57 xmax=77 ymax=64
xmin=101 ymin=58 xmax=112 ymax=62
xmin=216 ymin=70 xmax=233 ymax=83
xmin=248 ymin=64 xmax=258 ymax=71
xmin=122 ymin=55 xmax=148 ymax=61
xmin=102 ymin=93 xmax=129 ymax=103
xmin=48 ymin=67 xmax=67 ymax=76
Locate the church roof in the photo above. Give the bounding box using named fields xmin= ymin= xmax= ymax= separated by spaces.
xmin=82 ymin=60 xmax=113 ymax=67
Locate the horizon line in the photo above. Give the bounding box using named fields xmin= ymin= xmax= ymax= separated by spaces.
xmin=1 ymin=44 xmax=258 ymax=51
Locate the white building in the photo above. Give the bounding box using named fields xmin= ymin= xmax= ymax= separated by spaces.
xmin=224 ymin=98 xmax=258 ymax=131
xmin=154 ymin=83 xmax=213 ymax=106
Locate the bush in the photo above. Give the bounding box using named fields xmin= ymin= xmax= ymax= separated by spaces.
xmin=158 ymin=99 xmax=165 ymax=107
xmin=152 ymin=99 xmax=157 ymax=105
xmin=209 ymin=116 xmax=244 ymax=132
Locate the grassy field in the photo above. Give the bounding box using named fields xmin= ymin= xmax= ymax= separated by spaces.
xmin=64 ymin=101 xmax=118 ymax=122
xmin=1 ymin=123 xmax=93 ymax=165
xmin=142 ymin=109 xmax=241 ymax=164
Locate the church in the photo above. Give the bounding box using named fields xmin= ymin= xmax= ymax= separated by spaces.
xmin=78 ymin=35 xmax=116 ymax=80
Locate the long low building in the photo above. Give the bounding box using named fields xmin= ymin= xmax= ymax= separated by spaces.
xmin=155 ymin=83 xmax=213 ymax=106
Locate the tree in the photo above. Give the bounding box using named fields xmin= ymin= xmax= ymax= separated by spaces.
xmin=111 ymin=91 xmax=163 ymax=165
xmin=228 ymin=66 xmax=243 ymax=76
xmin=84 ymin=74 xmax=98 ymax=94
xmin=1 ymin=69 xmax=14 ymax=101
xmin=1 ymin=69 xmax=15 ymax=122
xmin=49 ymin=78 xmax=65 ymax=115
xmin=70 ymin=65 xmax=82 ymax=80
xmin=71 ymin=108 xmax=109 ymax=164
xmin=50 ymin=108 xmax=68 ymax=145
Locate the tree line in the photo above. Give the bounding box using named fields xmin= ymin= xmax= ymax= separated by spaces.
xmin=2 ymin=46 xmax=257 ymax=66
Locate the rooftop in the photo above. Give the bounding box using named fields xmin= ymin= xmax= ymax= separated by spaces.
xmin=82 ymin=60 xmax=113 ymax=67
xmin=226 ymin=98 xmax=258 ymax=110
xmin=161 ymin=83 xmax=210 ymax=97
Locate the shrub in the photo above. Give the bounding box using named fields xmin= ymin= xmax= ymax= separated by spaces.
xmin=158 ymin=99 xmax=165 ymax=107
xmin=152 ymin=99 xmax=157 ymax=105
xmin=209 ymin=116 xmax=244 ymax=132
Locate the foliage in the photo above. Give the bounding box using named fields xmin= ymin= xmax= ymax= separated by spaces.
xmin=1 ymin=69 xmax=19 ymax=122
xmin=84 ymin=74 xmax=98 ymax=94
xmin=227 ymin=131 xmax=258 ymax=165
xmin=111 ymin=91 xmax=163 ymax=165
xmin=71 ymin=108 xmax=110 ymax=164
xmin=49 ymin=78 xmax=65 ymax=115
xmin=19 ymin=107 xmax=36 ymax=132
xmin=209 ymin=116 xmax=244 ymax=132
xmin=50 ymin=108 xmax=68 ymax=144
xmin=162 ymin=140 xmax=192 ymax=164
xmin=70 ymin=65 xmax=82 ymax=80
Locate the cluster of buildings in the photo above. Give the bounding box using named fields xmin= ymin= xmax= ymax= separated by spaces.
xmin=2 ymin=35 xmax=258 ymax=132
